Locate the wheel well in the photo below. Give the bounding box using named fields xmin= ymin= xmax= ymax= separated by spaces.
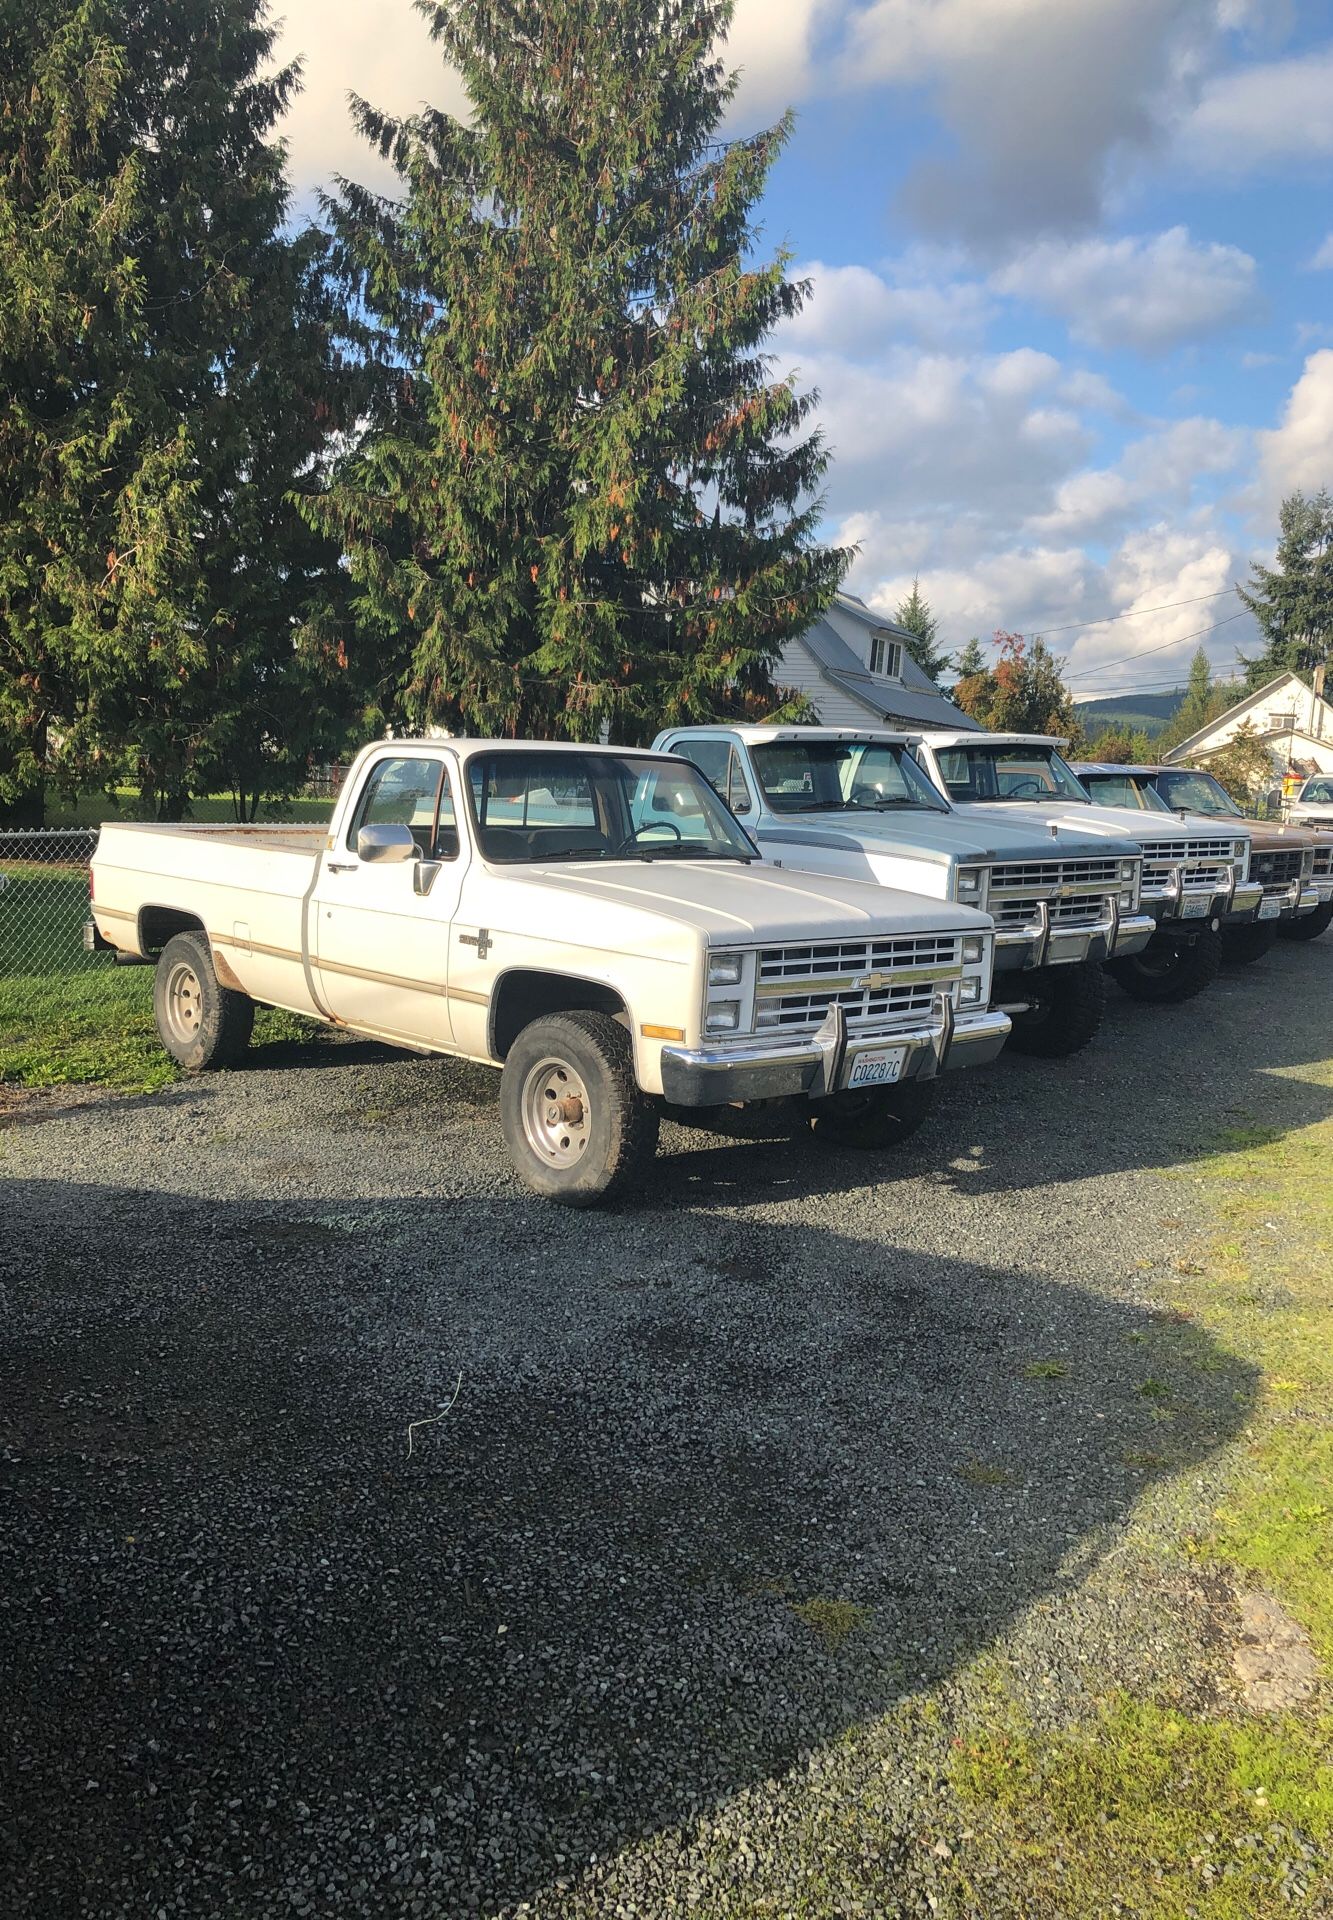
xmin=489 ymin=970 xmax=629 ymax=1060
xmin=138 ymin=905 xmax=207 ymax=957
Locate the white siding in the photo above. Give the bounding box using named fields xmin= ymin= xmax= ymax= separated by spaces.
xmin=775 ymin=638 xmax=880 ymax=726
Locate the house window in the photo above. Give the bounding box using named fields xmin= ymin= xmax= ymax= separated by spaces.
xmin=869 ymin=631 xmax=902 ymax=679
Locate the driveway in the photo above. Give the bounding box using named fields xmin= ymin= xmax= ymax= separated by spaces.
xmin=2 ymin=947 xmax=1330 ymax=1918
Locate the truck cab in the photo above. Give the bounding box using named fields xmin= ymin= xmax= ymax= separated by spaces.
xmin=1073 ymin=761 xmax=1330 ymax=952
xmin=654 ymin=723 xmax=1153 ymax=1061
xmin=911 ymin=732 xmax=1262 ymax=1006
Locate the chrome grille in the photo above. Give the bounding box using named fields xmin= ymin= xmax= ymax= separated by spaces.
xmin=759 ymin=934 xmax=960 ymax=982
xmin=989 ymin=856 xmax=1120 ymax=892
xmin=1139 ymin=836 xmax=1234 ymax=894
xmin=1251 ymin=849 xmax=1304 ymax=891
xmin=995 ymin=895 xmax=1108 ymax=930
xmin=756 ymin=934 xmax=961 ymax=1036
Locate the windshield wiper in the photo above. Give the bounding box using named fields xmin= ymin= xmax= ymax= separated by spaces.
xmin=627 ymin=846 xmax=754 ymax=863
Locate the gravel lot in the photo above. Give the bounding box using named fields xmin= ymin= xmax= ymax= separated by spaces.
xmin=2 ymin=943 xmax=1331 ymax=1918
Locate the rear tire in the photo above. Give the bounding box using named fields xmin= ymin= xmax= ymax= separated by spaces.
xmin=1109 ymin=926 xmax=1222 ymax=1005
xmin=153 ymin=931 xmax=255 ymax=1071
xmin=1223 ymin=922 xmax=1279 ymax=966
xmin=1006 ymin=959 xmax=1106 ymax=1058
xmin=1278 ymin=898 xmax=1333 ymax=942
xmin=805 ymin=1078 xmax=937 ymax=1150
xmin=499 ymin=1011 xmax=660 ymax=1205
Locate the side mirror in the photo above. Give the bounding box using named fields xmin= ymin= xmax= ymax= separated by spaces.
xmin=357 ymin=822 xmax=419 ymax=864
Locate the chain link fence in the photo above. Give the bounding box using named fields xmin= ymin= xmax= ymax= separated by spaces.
xmin=0 ymin=828 xmax=134 ymax=1058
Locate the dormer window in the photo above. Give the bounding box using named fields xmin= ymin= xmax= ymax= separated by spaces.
xmin=869 ymin=630 xmax=902 ymax=679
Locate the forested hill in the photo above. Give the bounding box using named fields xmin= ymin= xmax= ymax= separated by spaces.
xmin=1073 ymin=689 xmax=1185 ymax=738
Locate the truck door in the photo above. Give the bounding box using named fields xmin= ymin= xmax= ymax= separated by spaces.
xmin=311 ymin=752 xmax=465 ymax=1047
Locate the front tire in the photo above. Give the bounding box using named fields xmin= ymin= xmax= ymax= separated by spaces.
xmin=1109 ymin=926 xmax=1222 ymax=1005
xmin=499 ymin=1011 xmax=660 ymax=1206
xmin=1223 ymin=922 xmax=1279 ymax=966
xmin=153 ymin=931 xmax=255 ymax=1071
xmin=1006 ymin=959 xmax=1106 ymax=1058
xmin=805 ymin=1078 xmax=937 ymax=1150
xmin=1278 ymin=898 xmax=1333 ymax=942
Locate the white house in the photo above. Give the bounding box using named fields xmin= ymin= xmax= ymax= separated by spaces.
xmin=1164 ymin=670 xmax=1333 ymax=780
xmin=775 ymin=593 xmax=982 ymax=731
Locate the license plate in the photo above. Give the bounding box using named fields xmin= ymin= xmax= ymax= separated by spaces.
xmin=1258 ymin=897 xmax=1281 ymax=921
xmin=847 ymin=1047 xmax=906 ymax=1089
xmin=1181 ymin=895 xmax=1210 ymax=919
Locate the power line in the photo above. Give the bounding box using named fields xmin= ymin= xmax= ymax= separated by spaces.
xmin=1066 ymin=609 xmax=1251 ymax=683
xmin=1036 ymin=587 xmax=1239 ymax=637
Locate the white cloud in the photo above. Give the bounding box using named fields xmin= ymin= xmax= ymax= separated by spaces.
xmin=1068 ymin=526 xmax=1247 ymax=686
xmin=723 ymin=0 xmax=828 ymax=123
xmin=1257 ymin=350 xmax=1333 ymax=505
xmin=787 ymin=260 xmax=992 ymax=354
xmin=1311 ymin=235 xmax=1333 ymax=271
xmin=1241 ymin=350 xmax=1278 ymax=370
xmin=1026 ymin=416 xmax=1247 ymax=539
xmin=1178 ymin=47 xmax=1333 ymax=174
xmin=993 ymin=227 xmax=1259 ymax=354
xmin=836 ymin=0 xmax=1217 ymax=241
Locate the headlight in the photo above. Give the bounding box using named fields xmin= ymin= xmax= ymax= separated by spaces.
xmin=1120 ymin=861 xmax=1136 ymax=882
xmin=962 ymin=935 xmax=985 ymax=964
xmin=958 ymin=976 xmax=983 ymax=1006
xmin=705 ymin=1000 xmax=741 ymax=1034
xmin=956 ymin=865 xmax=985 ymax=899
xmin=707 ymin=951 xmax=744 ymax=987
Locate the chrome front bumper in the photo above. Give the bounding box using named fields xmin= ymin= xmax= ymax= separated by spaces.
xmin=659 ymin=995 xmax=1012 ymax=1108
xmin=1144 ymin=872 xmax=1260 ymax=928
xmin=992 ymin=898 xmax=1155 ymax=971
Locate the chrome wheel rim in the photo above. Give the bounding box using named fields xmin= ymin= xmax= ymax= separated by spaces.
xmin=163 ymin=960 xmax=204 ymax=1044
xmin=521 ymin=1056 xmax=592 ymax=1169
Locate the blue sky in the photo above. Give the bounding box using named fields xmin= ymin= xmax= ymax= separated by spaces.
xmin=273 ymin=0 xmax=1333 ymax=699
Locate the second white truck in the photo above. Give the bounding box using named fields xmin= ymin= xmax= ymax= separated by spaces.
xmin=654 ymin=723 xmax=1152 ymax=1059
xmin=88 ymin=738 xmax=1009 ymax=1204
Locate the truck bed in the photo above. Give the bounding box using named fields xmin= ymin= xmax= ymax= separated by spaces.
xmin=99 ymin=821 xmax=328 ymax=857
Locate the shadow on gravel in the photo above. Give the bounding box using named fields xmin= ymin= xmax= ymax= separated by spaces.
xmin=0 ymin=1176 xmax=1258 ymax=1918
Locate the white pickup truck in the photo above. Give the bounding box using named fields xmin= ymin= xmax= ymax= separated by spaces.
xmin=87 ymin=739 xmax=1009 ymax=1203
xmin=911 ymin=732 xmax=1262 ymax=1005
xmin=654 ymin=723 xmax=1152 ymax=1060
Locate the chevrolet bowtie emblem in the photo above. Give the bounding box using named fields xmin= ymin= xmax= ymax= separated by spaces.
xmin=856 ymin=972 xmax=891 ymax=992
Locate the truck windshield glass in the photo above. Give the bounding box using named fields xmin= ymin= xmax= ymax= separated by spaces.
xmin=934 ymin=743 xmax=1089 ymax=803
xmin=750 ymin=739 xmax=948 ymax=813
xmin=1153 ymin=770 xmax=1241 ymax=818
xmin=1300 ymin=778 xmax=1333 ymax=804
xmin=1079 ymin=772 xmax=1174 ymax=813
xmin=466 ymin=751 xmax=756 ymax=864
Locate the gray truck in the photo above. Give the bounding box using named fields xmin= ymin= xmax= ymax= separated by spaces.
xmin=653 ymin=724 xmax=1152 ymax=1059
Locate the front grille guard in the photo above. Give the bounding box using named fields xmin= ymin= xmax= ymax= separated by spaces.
xmin=995 ymin=892 xmax=1121 ymax=963
xmin=811 ymin=988 xmax=957 ymax=1094
xmin=1147 ymin=864 xmax=1235 ymax=909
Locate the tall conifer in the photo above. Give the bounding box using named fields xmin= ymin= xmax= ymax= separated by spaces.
xmin=307 ymin=0 xmax=847 ymax=741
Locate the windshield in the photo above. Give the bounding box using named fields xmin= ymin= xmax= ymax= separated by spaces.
xmin=466 ymin=750 xmax=757 ymax=864
xmin=1079 ymin=772 xmax=1174 ymax=814
xmin=750 ymin=739 xmax=949 ymax=814
xmin=931 ymin=742 xmax=1090 ymax=803
xmin=1153 ymin=769 xmax=1241 ymax=818
xmin=1300 ymin=778 xmax=1333 ymax=804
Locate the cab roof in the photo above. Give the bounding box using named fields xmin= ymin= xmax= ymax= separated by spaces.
xmin=668 ymin=723 xmax=917 ymax=747
xmin=914 ymin=731 xmax=1071 ymax=750
xmin=1072 ymin=763 xmax=1167 ymax=779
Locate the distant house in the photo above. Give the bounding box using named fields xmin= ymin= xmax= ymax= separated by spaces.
xmin=1163 ymin=671 xmax=1333 ymax=781
xmin=775 ymin=593 xmax=982 ymax=731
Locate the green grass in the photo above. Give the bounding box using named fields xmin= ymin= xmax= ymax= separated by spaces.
xmin=42 ymin=787 xmax=333 ymax=827
xmin=950 ymin=1098 xmax=1333 ymax=1918
xmin=0 ymin=863 xmax=321 ymax=1092
xmin=789 ymin=1597 xmax=873 ymax=1652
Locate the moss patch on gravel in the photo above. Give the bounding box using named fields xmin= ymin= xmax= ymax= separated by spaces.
xmin=950 ymin=1094 xmax=1333 ymax=1917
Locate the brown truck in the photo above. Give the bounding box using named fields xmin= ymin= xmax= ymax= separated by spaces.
xmin=1072 ymin=763 xmax=1331 ymax=957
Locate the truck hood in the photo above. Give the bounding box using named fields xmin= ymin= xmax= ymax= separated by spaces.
xmin=756 ymin=807 xmax=1140 ymax=865
xmin=473 ymin=858 xmax=994 ymax=946
xmin=1289 ymin=802 xmax=1333 ymax=827
xmin=946 ymin=799 xmax=1241 ymax=846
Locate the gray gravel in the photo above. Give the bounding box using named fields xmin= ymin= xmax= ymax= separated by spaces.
xmin=2 ymin=942 xmax=1331 ymax=1918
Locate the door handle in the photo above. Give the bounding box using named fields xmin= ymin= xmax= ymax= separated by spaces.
xmin=326 ymin=862 xmax=357 ymax=873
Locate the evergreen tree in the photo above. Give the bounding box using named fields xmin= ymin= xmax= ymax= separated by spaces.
xmin=0 ymin=2 xmax=180 ymax=824
xmin=1239 ymin=488 xmax=1333 ymax=691
xmin=89 ymin=0 xmax=359 ymax=819
xmin=894 ymin=578 xmax=951 ymax=683
xmin=306 ymin=0 xmax=847 ymax=742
